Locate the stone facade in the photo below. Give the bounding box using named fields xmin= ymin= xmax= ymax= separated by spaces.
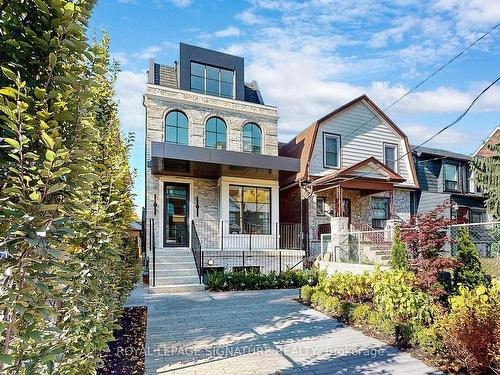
xmin=145 ymin=84 xmax=279 ymax=250
xmin=308 ymin=188 xmax=411 ymax=242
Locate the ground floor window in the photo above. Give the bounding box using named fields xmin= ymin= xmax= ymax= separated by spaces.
xmin=229 ymin=185 xmax=271 ymax=234
xmin=371 ymin=196 xmax=389 ymax=229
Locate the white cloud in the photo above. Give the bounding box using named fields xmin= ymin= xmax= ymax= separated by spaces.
xmin=110 ymin=52 xmax=130 ymax=66
xmin=236 ymin=9 xmax=264 ymax=25
xmin=169 ymin=0 xmax=192 ymax=7
xmin=213 ymin=26 xmax=241 ymax=38
xmin=402 ymin=124 xmax=469 ymax=147
xmin=115 ymin=70 xmax=147 ymax=134
xmin=368 ymin=17 xmax=417 ymax=48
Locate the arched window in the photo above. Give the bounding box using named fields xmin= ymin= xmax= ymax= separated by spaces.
xmin=242 ymin=123 xmax=261 ymax=154
xmin=165 ymin=110 xmax=188 ymax=144
xmin=205 ymin=117 xmax=227 ymax=149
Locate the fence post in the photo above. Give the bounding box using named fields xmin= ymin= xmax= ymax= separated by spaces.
xmin=279 ymin=251 xmax=282 ymax=273
xmin=249 ymin=224 xmax=252 ymax=251
xmin=242 ymin=251 xmax=245 ymax=269
xmin=221 ymin=220 xmax=224 ymax=251
xmin=275 ymin=222 xmax=278 ymax=250
xmin=200 ymin=251 xmax=203 ymax=284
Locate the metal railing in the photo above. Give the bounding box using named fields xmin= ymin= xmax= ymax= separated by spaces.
xmin=193 ymin=220 xmax=303 ymax=251
xmin=202 ymin=250 xmax=305 ymax=275
xmin=191 ymin=221 xmax=202 ymax=284
xmin=149 ymin=218 xmax=156 ymax=287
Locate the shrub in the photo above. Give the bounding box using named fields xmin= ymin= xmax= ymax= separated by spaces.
xmin=300 ymin=285 xmax=315 ymax=303
xmin=372 ymin=269 xmax=433 ymax=324
xmin=366 ymin=310 xmax=396 ymax=335
xmin=322 ymin=271 xmax=373 ymax=303
xmin=323 ymin=296 xmax=342 ymax=315
xmin=206 ymin=271 xmax=227 ymax=291
xmin=454 ymin=227 xmax=487 ymax=288
xmin=389 ymin=227 xmax=409 ymax=270
xmin=438 ymin=281 xmax=500 ymax=374
xmin=410 ymin=324 xmax=442 ymax=354
xmin=350 ymin=304 xmax=372 ymax=324
xmin=411 ymin=256 xmax=462 ymax=299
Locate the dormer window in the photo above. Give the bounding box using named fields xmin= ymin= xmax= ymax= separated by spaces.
xmin=384 ymin=143 xmax=397 ymax=172
xmin=190 ymin=62 xmax=234 ymax=99
xmin=443 ymin=163 xmax=459 ymax=191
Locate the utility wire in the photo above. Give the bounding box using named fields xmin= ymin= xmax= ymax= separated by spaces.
xmin=305 ymin=21 xmax=500 ymax=164
xmin=310 ymin=75 xmax=500 ymax=191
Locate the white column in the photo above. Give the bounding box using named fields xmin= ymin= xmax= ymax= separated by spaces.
xmin=326 ymin=217 xmax=349 ymax=261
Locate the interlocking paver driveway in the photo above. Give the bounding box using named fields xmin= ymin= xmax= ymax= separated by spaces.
xmin=135 ymin=288 xmax=439 ymax=374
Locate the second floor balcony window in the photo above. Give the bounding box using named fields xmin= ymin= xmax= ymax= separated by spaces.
xmin=242 ymin=123 xmax=262 ymax=154
xmin=165 ymin=110 xmax=188 ymax=145
xmin=205 ymin=117 xmax=227 ymax=149
xmin=191 ymin=62 xmax=234 ymax=99
xmin=443 ymin=163 xmax=459 ymax=191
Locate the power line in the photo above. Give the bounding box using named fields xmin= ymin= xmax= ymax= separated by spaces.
xmin=305 ymin=21 xmax=500 ymax=164
xmin=310 ymin=75 xmax=500 ymax=191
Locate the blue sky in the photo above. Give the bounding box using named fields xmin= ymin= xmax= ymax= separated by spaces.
xmin=88 ymin=0 xmax=500 ymax=215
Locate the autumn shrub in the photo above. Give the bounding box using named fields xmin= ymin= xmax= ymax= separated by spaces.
xmin=300 ymin=285 xmax=315 ymax=303
xmin=350 ymin=304 xmax=372 ymax=324
xmin=438 ymin=281 xmax=500 ymax=374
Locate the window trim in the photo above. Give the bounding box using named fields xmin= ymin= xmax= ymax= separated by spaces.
xmin=228 ymin=184 xmax=272 ymax=235
xmin=323 ymin=132 xmax=341 ymax=169
xmin=443 ymin=162 xmax=459 ymax=192
xmin=383 ymin=142 xmax=398 ymax=172
xmin=242 ymin=123 xmax=262 ymax=154
xmin=205 ymin=116 xmax=227 ymax=150
xmin=164 ymin=109 xmax=189 ymax=145
xmin=316 ymin=197 xmax=326 ymax=216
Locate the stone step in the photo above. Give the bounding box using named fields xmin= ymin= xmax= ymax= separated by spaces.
xmin=149 ymin=284 xmax=205 ymax=294
xmin=154 ymin=261 xmax=197 ymax=270
xmin=155 ymin=275 xmax=201 ymax=285
xmin=155 ymin=268 xmax=199 ymax=277
xmin=153 ymin=255 xmax=195 ymax=262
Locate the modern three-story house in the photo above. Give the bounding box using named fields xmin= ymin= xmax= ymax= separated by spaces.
xmin=144 ymin=43 xmax=300 ymax=292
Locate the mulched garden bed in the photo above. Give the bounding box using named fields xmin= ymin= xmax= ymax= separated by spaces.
xmin=98 ymin=306 xmax=147 ymax=375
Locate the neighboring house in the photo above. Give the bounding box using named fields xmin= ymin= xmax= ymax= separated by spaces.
xmin=144 ymin=43 xmax=300 ymax=291
xmin=473 ymin=126 xmax=500 ymax=158
xmin=279 ymin=95 xmax=419 ymax=260
xmin=412 ymin=146 xmax=487 ymax=222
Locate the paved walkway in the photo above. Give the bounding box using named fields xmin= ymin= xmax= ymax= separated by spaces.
xmin=127 ymin=287 xmax=439 ymax=375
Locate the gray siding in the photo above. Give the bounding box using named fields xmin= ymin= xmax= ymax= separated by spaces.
xmin=417 ymin=191 xmax=451 ymax=217
xmin=415 ymin=158 xmax=439 ymax=192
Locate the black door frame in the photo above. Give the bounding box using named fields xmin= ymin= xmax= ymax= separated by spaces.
xmin=163 ymin=182 xmax=190 ymax=247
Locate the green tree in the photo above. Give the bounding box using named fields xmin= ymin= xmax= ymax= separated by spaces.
xmin=0 ymin=1 xmax=138 ymax=373
xmin=390 ymin=227 xmax=409 ymax=270
xmin=454 ymin=227 xmax=487 ymax=288
xmin=473 ymin=143 xmax=500 ymax=220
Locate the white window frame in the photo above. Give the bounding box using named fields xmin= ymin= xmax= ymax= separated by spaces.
xmin=383 ymin=143 xmax=398 ymax=172
xmin=316 ymin=197 xmax=326 ymax=216
xmin=323 ymin=133 xmax=341 ymax=169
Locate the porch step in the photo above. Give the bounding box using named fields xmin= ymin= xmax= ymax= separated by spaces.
xmin=154 ymin=255 xmax=195 ymax=262
xmin=155 ymin=268 xmax=199 ymax=277
xmin=155 ymin=275 xmax=201 ymax=285
xmin=149 ymin=284 xmax=205 ymax=294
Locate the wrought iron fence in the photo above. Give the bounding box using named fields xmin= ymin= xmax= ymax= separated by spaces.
xmin=191 ymin=221 xmax=203 ymax=283
xmin=201 ymin=250 xmax=305 ymax=275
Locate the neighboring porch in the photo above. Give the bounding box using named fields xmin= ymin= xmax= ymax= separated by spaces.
xmin=308 ymin=157 xmax=411 ymax=264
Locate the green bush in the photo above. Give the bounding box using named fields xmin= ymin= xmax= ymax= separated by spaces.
xmin=410 ymin=324 xmax=442 ymax=354
xmin=389 ymin=227 xmax=409 ymax=270
xmin=373 ymin=269 xmax=433 ymax=324
xmin=206 ymin=271 xmax=226 ymax=291
xmin=300 ymin=285 xmax=315 ymax=303
xmin=322 ymin=296 xmax=342 ymax=315
xmin=454 ymin=227 xmax=487 ymax=288
xmin=322 ymin=271 xmax=374 ymax=302
xmin=366 ymin=310 xmax=396 ymax=335
xmin=350 ymin=304 xmax=372 ymax=324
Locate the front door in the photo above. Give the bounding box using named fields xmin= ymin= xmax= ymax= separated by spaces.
xmin=164 ymin=182 xmax=189 ymax=247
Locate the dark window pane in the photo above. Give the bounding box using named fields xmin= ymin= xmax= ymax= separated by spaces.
xmin=206 ymin=78 xmax=219 ymax=95
xmin=206 ymin=66 xmax=219 ymax=80
xmin=252 ymin=124 xmax=261 ymax=138
xmin=206 ymin=118 xmax=217 ymax=133
xmin=177 ymin=112 xmax=188 ymax=128
xmin=221 ymin=82 xmax=233 ymax=98
xmin=177 ymin=128 xmax=188 ymax=144
xmin=326 ymin=151 xmax=337 ymax=167
xmin=243 ymin=125 xmax=253 ymax=138
xmin=206 ymin=132 xmax=216 ymax=148
xmin=325 ymin=136 xmax=337 ymax=153
xmin=191 ymin=75 xmax=204 ymax=93
xmin=216 ymin=118 xmax=226 ymax=134
xmin=220 ymin=69 xmax=233 ymax=83
xmin=166 ymin=112 xmax=177 ymax=126
xmin=191 ymin=62 xmax=205 ymax=77
xmin=166 ymin=126 xmax=177 ymax=143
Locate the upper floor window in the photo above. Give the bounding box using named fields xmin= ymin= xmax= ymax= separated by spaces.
xmin=384 ymin=143 xmax=397 ymax=172
xmin=443 ymin=163 xmax=459 ymax=191
xmin=191 ymin=62 xmax=234 ymax=99
xmin=242 ymin=123 xmax=261 ymax=154
xmin=323 ymin=133 xmax=340 ymax=168
xmin=205 ymin=117 xmax=227 ymax=149
xmin=165 ymin=110 xmax=188 ymax=144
